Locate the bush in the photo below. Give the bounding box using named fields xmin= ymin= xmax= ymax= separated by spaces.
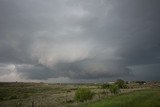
xmin=135 ymin=81 xmax=146 ymax=85
xmin=109 ymin=85 xmax=119 ymax=94
xmin=115 ymin=79 xmax=125 ymax=88
xmin=9 ymin=95 xmax=18 ymax=99
xmin=75 ymin=88 xmax=94 ymax=102
xmin=101 ymin=83 xmax=110 ymax=89
xmin=122 ymin=84 xmax=128 ymax=89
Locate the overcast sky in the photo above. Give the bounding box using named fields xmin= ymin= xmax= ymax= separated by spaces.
xmin=0 ymin=0 xmax=160 ymax=83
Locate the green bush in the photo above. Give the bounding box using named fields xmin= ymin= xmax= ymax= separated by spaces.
xmin=75 ymin=88 xmax=94 ymax=102
xmin=109 ymin=85 xmax=119 ymax=94
xmin=101 ymin=83 xmax=111 ymax=89
xmin=115 ymin=79 xmax=125 ymax=88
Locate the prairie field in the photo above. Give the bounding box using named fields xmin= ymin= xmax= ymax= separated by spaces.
xmin=0 ymin=82 xmax=159 ymax=107
xmin=79 ymin=89 xmax=160 ymax=107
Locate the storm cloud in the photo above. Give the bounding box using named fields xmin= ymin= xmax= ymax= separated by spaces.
xmin=0 ymin=0 xmax=160 ymax=82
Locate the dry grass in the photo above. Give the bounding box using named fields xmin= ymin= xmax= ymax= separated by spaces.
xmin=0 ymin=82 xmax=152 ymax=107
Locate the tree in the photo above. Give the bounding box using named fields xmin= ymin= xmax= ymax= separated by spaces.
xmin=75 ymin=88 xmax=94 ymax=102
xmin=115 ymin=79 xmax=125 ymax=88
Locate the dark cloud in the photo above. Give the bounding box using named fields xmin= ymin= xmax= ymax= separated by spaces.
xmin=16 ymin=64 xmax=55 ymax=80
xmin=130 ymin=64 xmax=160 ymax=81
xmin=53 ymin=59 xmax=132 ymax=79
xmin=0 ymin=0 xmax=160 ymax=82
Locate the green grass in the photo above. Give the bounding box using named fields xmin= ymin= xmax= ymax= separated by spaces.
xmin=80 ymin=89 xmax=160 ymax=107
xmin=0 ymin=83 xmax=66 ymax=101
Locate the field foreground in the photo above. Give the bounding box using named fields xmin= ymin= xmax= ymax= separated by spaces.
xmin=79 ymin=89 xmax=160 ymax=107
xmin=0 ymin=82 xmax=159 ymax=107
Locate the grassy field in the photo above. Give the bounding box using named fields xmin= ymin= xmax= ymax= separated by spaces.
xmin=0 ymin=82 xmax=79 ymax=107
xmin=0 ymin=82 xmax=159 ymax=107
xmin=79 ymin=89 xmax=160 ymax=107
xmin=0 ymin=82 xmax=68 ymax=101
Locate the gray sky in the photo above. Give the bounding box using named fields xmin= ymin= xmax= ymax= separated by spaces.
xmin=0 ymin=0 xmax=160 ymax=83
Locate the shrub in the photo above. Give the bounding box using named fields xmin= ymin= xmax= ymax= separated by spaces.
xmin=101 ymin=83 xmax=110 ymax=89
xmin=109 ymin=85 xmax=119 ymax=94
xmin=115 ymin=79 xmax=125 ymax=88
xmin=122 ymin=84 xmax=128 ymax=89
xmin=135 ymin=81 xmax=146 ymax=85
xmin=75 ymin=88 xmax=94 ymax=102
xmin=9 ymin=95 xmax=18 ymax=99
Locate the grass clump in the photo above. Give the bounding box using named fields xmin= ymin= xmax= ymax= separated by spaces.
xmin=75 ymin=88 xmax=94 ymax=102
xmin=101 ymin=83 xmax=111 ymax=89
xmin=80 ymin=89 xmax=160 ymax=107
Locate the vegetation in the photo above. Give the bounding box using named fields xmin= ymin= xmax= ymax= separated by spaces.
xmin=0 ymin=82 xmax=159 ymax=107
xmin=101 ymin=83 xmax=110 ymax=89
xmin=0 ymin=83 xmax=65 ymax=101
xmin=80 ymin=89 xmax=160 ymax=107
xmin=109 ymin=84 xmax=119 ymax=94
xmin=115 ymin=79 xmax=125 ymax=88
xmin=75 ymin=88 xmax=94 ymax=102
xmin=135 ymin=81 xmax=146 ymax=85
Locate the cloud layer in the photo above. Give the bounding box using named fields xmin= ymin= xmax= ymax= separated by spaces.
xmin=0 ymin=0 xmax=160 ymax=82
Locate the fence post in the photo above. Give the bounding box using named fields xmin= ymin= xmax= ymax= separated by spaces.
xmin=32 ymin=100 xmax=34 ymax=107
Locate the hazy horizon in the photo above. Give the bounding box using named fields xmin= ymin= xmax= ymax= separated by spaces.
xmin=0 ymin=0 xmax=160 ymax=83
